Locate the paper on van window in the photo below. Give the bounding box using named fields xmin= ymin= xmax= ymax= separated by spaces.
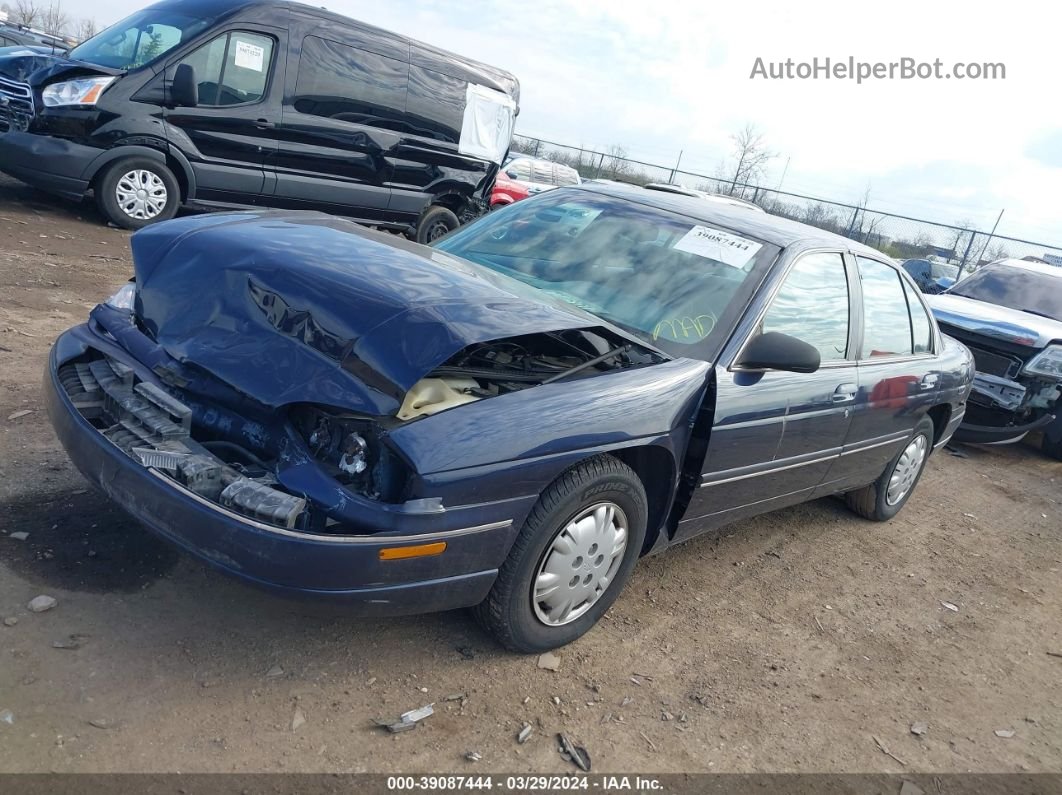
xmin=234 ymin=40 xmax=264 ymax=72
xmin=458 ymin=83 xmax=516 ymax=165
xmin=673 ymin=225 xmax=762 ymax=268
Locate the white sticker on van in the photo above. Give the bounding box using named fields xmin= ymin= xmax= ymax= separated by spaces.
xmin=234 ymin=40 xmax=265 ymax=72
xmin=673 ymin=225 xmax=762 ymax=268
xmin=458 ymin=83 xmax=516 ymax=165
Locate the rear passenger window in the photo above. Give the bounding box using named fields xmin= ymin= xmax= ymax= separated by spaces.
xmin=531 ymin=162 xmax=555 ymax=184
xmin=294 ymin=36 xmax=407 ymax=129
xmin=857 ymin=257 xmax=914 ymax=358
xmin=903 ymin=279 xmax=934 ymax=354
xmin=406 ymin=65 xmax=465 ymax=143
xmin=506 ymin=160 xmax=531 ymax=180
xmin=762 ymin=252 xmax=850 ymax=362
xmin=178 ymin=32 xmax=273 ymax=107
xmin=555 ymin=166 xmax=581 ymax=186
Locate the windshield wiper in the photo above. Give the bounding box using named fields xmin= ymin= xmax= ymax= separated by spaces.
xmin=541 ymin=344 xmax=631 ymax=385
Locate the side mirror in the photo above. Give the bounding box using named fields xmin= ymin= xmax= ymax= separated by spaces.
xmin=171 ymin=63 xmax=198 ymax=107
xmin=737 ymin=331 xmax=821 ymax=373
xmin=505 ymin=170 xmax=518 ymax=179
xmin=933 ymin=276 xmax=955 ymax=293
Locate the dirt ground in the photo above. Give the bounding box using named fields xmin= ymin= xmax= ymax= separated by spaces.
xmin=0 ymin=173 xmax=1060 ymax=775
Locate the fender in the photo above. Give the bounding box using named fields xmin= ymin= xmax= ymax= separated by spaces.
xmin=80 ymin=141 xmax=197 ymax=200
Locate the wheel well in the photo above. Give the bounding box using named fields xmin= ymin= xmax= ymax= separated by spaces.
xmin=610 ymin=445 xmax=675 ymax=556
xmin=430 ymin=191 xmax=478 ymax=222
xmin=927 ymin=404 xmax=951 ymax=444
xmin=87 ymin=152 xmax=190 ymax=203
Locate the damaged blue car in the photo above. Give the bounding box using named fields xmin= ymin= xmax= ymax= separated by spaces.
xmin=45 ymin=184 xmax=973 ymax=651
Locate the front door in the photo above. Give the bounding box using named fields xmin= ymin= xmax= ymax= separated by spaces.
xmin=163 ymin=28 xmax=283 ymax=204
xmin=677 ymin=250 xmax=859 ymax=540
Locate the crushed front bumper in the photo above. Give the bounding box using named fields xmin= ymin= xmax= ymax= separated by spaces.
xmin=44 ymin=328 xmax=523 ymax=613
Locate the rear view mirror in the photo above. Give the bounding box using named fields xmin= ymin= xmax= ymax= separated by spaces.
xmin=171 ymin=63 xmax=198 ymax=107
xmin=737 ymin=331 xmax=821 ymax=373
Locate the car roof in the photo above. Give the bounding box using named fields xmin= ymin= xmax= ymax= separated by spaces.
xmin=985 ymin=258 xmax=1062 ymax=278
xmin=573 ymin=181 xmax=885 ymax=254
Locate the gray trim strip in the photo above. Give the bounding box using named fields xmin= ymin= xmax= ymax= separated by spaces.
xmin=840 ymin=431 xmax=910 ymax=457
xmin=147 ymin=469 xmax=512 ymax=544
xmin=701 ymin=452 xmax=838 ymax=487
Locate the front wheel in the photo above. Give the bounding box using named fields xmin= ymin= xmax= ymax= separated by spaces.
xmin=845 ymin=417 xmax=935 ymax=521
xmin=474 ymin=455 xmax=647 ymax=653
xmin=96 ymin=157 xmax=180 ymax=230
xmin=414 ymin=205 xmax=460 ymax=244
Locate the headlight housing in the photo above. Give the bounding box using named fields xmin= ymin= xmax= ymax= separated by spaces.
xmin=105 ymin=282 xmax=136 ymax=311
xmin=290 ymin=404 xmax=410 ymax=502
xmin=1024 ymin=344 xmax=1062 ymax=380
xmin=41 ymin=76 xmax=115 ymax=108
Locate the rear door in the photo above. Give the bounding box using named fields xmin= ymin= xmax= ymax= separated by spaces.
xmin=826 ymin=255 xmax=942 ymax=493
xmin=271 ymin=32 xmax=405 ymax=218
xmin=677 ymin=249 xmax=859 ymax=539
xmin=163 ymin=28 xmax=283 ymax=204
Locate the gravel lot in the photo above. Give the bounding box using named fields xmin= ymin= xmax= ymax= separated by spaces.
xmin=1 ymin=175 xmax=1061 ymax=774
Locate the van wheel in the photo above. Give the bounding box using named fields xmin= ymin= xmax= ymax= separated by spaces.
xmin=845 ymin=417 xmax=934 ymax=521
xmin=473 ymin=455 xmax=647 ymax=653
xmin=415 ymin=205 xmax=459 ymax=244
xmin=96 ymin=158 xmax=180 ymax=230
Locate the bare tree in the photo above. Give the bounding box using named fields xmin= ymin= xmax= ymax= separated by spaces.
xmin=723 ymin=124 xmax=774 ymax=197
xmin=985 ymin=242 xmax=1010 ymax=262
xmin=74 ymin=16 xmax=97 ymax=40
xmin=40 ymin=1 xmax=68 ymax=35
xmin=10 ymin=0 xmax=41 ymax=26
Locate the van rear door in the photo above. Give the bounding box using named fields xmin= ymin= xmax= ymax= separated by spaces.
xmin=162 ymin=26 xmax=284 ymax=204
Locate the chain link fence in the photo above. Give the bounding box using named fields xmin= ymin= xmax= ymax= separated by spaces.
xmin=511 ymin=134 xmax=1062 ymax=273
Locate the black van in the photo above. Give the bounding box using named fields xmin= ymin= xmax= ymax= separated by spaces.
xmin=0 ymin=0 xmax=519 ymax=242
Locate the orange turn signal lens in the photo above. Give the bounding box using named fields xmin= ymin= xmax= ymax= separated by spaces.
xmin=378 ymin=542 xmax=447 ymax=561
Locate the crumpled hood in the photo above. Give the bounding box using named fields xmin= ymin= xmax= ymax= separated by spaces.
xmin=927 ymin=294 xmax=1062 ymax=349
xmin=0 ymin=50 xmax=117 ymax=83
xmin=131 ymin=211 xmax=601 ymax=416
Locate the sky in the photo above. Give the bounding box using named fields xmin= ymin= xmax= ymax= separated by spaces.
xmin=84 ymin=0 xmax=1062 ymax=246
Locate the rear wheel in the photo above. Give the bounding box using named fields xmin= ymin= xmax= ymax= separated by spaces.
xmin=845 ymin=417 xmax=935 ymax=521
xmin=474 ymin=455 xmax=647 ymax=652
xmin=96 ymin=157 xmax=180 ymax=230
xmin=415 ymin=205 xmax=460 ymax=244
xmin=1043 ymin=433 xmax=1062 ymax=461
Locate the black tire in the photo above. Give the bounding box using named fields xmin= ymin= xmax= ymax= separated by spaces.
xmin=95 ymin=157 xmax=180 ymax=230
xmin=415 ymin=205 xmax=460 ymax=245
xmin=845 ymin=417 xmax=935 ymax=521
xmin=474 ymin=455 xmax=648 ymax=653
xmin=1043 ymin=432 xmax=1062 ymax=461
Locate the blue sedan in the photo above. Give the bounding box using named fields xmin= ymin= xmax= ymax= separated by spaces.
xmin=45 ymin=183 xmax=973 ymax=651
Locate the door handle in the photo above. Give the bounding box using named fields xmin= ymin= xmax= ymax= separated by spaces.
xmin=832 ymin=383 xmax=857 ymax=403
xmin=253 ymin=118 xmax=276 ymax=129
xmin=919 ymin=374 xmax=939 ymax=390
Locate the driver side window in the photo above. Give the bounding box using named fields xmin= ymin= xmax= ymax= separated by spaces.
xmin=761 ymin=251 xmax=851 ymax=362
xmin=177 ymin=31 xmax=274 ymax=107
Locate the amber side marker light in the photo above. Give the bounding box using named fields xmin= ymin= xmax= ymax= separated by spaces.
xmin=379 ymin=542 xmax=447 ymax=561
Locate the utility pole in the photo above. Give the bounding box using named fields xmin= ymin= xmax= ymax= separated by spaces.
xmin=973 ymin=209 xmax=1005 ymax=271
xmin=668 ymin=150 xmax=683 ymax=185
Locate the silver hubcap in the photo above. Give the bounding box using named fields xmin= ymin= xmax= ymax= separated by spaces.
xmin=115 ymin=169 xmax=168 ymax=220
xmin=532 ymin=502 xmax=627 ymax=627
xmin=886 ymin=434 xmax=928 ymax=506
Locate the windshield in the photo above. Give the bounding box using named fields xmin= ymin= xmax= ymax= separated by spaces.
xmin=69 ymin=8 xmax=215 ymax=69
xmin=948 ymin=264 xmax=1062 ymax=322
xmin=434 ymin=189 xmax=779 ymax=357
